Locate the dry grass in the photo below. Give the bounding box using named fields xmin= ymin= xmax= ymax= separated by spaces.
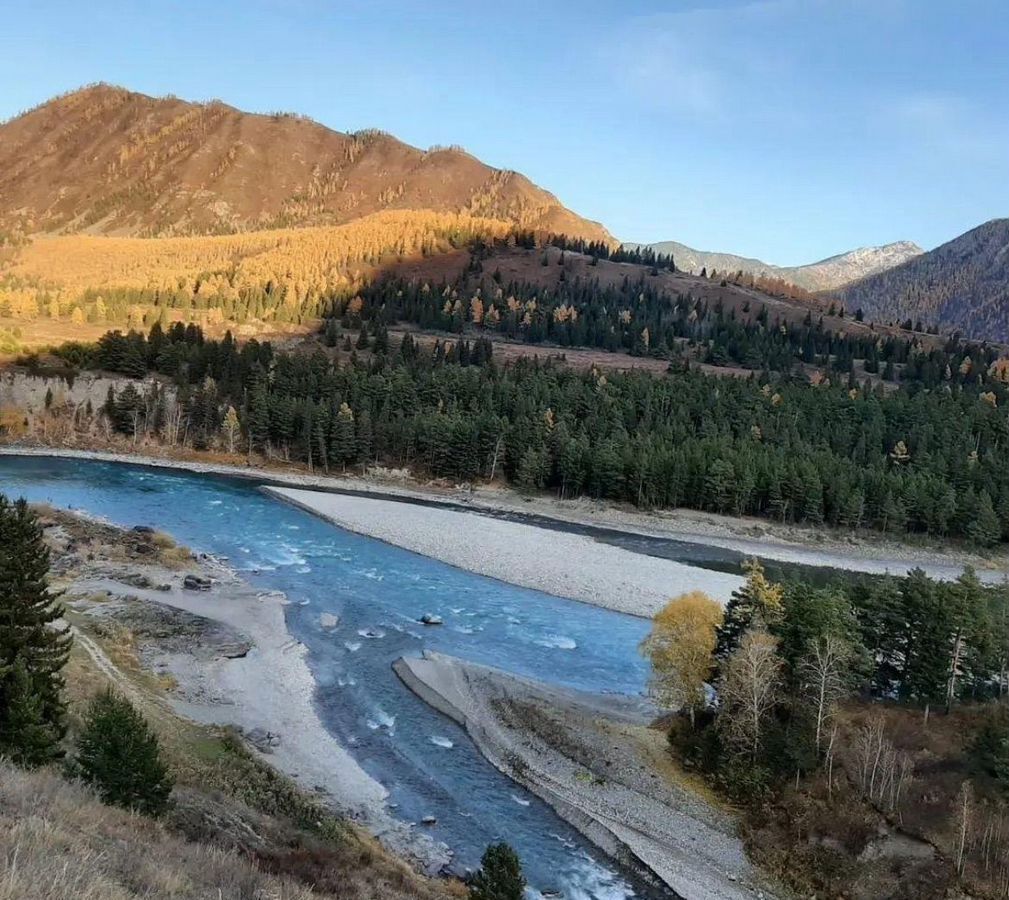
xmin=0 ymin=761 xmax=464 ymax=900
xmin=148 ymin=530 xmax=194 ymax=567
xmin=0 ymin=761 xmax=324 ymax=900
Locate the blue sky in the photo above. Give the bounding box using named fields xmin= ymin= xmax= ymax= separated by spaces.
xmin=1 ymin=0 xmax=1007 ymax=263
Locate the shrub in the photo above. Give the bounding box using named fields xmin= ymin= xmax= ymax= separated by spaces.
xmin=68 ymin=687 xmax=173 ymax=816
xmin=971 ymin=706 xmax=1009 ymax=792
xmin=468 ymin=842 xmax=525 ymax=900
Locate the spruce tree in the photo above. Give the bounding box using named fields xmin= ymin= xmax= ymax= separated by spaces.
xmin=715 ymin=558 xmax=784 ymax=662
xmin=968 ymin=491 xmax=1001 ymax=548
xmin=469 ymin=842 xmax=526 ymax=900
xmin=0 ymin=496 xmax=71 ymax=767
xmin=69 ymin=688 xmax=173 ymax=817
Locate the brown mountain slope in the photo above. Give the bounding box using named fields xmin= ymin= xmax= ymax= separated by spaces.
xmin=0 ymin=84 xmax=610 ymax=243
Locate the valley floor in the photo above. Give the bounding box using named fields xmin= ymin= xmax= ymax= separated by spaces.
xmin=46 ymin=507 xmax=454 ymax=876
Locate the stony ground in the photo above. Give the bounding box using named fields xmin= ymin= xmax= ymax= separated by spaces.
xmin=396 ymin=652 xmax=782 ymax=900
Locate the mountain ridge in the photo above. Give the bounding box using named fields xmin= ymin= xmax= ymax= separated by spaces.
xmin=835 ymin=218 xmax=1009 ymax=342
xmin=627 ymin=238 xmax=923 ymax=291
xmin=0 ymin=83 xmax=612 ymax=243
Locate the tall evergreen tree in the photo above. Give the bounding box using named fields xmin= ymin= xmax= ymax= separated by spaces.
xmin=715 ymin=558 xmax=784 ymax=662
xmin=0 ymin=495 xmax=72 ymax=766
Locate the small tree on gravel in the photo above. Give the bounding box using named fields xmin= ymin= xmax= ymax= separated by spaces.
xmin=69 ymin=688 xmax=173 ymax=817
xmin=469 ymin=842 xmax=526 ymax=900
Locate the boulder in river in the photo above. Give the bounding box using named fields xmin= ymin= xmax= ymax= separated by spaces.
xmin=419 ymin=613 xmax=443 ymax=626
xmin=319 ymin=612 xmax=340 ymax=629
xmin=420 ymin=815 xmax=437 ymax=826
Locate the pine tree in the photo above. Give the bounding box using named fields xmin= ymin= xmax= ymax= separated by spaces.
xmin=0 ymin=496 xmax=71 ymax=767
xmin=1 ymin=658 xmax=59 ymax=767
xmin=331 ymin=402 xmax=357 ymax=469
xmin=715 ymin=558 xmax=784 ymax=662
xmin=356 ymin=322 xmax=370 ymax=350
xmin=968 ymin=491 xmax=1001 ymax=547
xmin=69 ymin=688 xmax=173 ymax=817
xmin=469 ymin=843 xmax=526 ymax=900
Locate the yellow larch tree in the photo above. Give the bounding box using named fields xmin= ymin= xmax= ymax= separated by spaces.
xmin=640 ymin=591 xmax=723 ymax=727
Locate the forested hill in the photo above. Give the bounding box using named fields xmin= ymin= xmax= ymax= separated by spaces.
xmin=0 ymin=84 xmax=610 ymax=242
xmin=42 ymin=320 xmax=1009 ymax=547
xmin=835 ymin=219 xmax=1009 ymax=342
xmin=353 ymin=237 xmax=997 ymax=387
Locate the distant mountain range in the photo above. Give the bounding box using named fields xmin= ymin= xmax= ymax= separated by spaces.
xmin=0 ymin=84 xmax=611 ymax=242
xmin=627 ymin=239 xmax=923 ymax=291
xmin=835 ymin=219 xmax=1009 ymax=343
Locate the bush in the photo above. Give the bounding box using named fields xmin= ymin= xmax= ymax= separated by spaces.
xmin=715 ymin=755 xmax=774 ymax=805
xmin=971 ymin=706 xmax=1009 ymax=792
xmin=469 ymin=842 xmax=525 ymax=900
xmin=68 ymin=687 xmax=173 ymax=816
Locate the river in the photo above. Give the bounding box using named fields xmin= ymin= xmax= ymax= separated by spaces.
xmin=0 ymin=454 xmax=867 ymax=898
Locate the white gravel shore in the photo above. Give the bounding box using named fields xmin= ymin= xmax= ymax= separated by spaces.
xmin=4 ymin=446 xmax=1003 ymax=582
xmin=395 ymin=651 xmax=773 ymax=900
xmin=265 ymin=486 xmax=744 ymax=616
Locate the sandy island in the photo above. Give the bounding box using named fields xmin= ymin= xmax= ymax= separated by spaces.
xmin=395 ymin=651 xmax=777 ymax=900
xmin=265 ymin=485 xmax=744 ymax=616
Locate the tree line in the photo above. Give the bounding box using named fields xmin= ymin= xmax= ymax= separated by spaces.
xmin=340 ymin=264 xmax=1007 ymax=389
xmin=44 ymin=320 xmax=1009 ymax=546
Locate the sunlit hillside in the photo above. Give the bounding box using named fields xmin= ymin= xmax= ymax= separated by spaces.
xmin=0 ymin=211 xmax=511 ymax=335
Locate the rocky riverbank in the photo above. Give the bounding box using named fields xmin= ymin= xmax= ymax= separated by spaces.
xmin=395 ymin=651 xmax=779 ymax=900
xmin=40 ymin=506 xmax=454 ymax=875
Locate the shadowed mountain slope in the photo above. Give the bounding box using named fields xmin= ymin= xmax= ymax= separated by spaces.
xmin=835 ymin=219 xmax=1009 ymax=341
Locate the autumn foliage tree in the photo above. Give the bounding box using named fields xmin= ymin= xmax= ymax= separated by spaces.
xmin=718 ymin=629 xmax=783 ymax=761
xmin=641 ymin=591 xmax=723 ymax=727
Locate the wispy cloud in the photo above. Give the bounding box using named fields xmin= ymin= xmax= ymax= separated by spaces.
xmin=601 ymin=0 xmax=913 ymax=128
xmin=602 ymin=0 xmax=810 ymax=122
xmin=882 ymin=91 xmax=1009 ymax=163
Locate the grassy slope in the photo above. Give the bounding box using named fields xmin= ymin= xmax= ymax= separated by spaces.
xmin=24 ymin=513 xmax=462 ymax=900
